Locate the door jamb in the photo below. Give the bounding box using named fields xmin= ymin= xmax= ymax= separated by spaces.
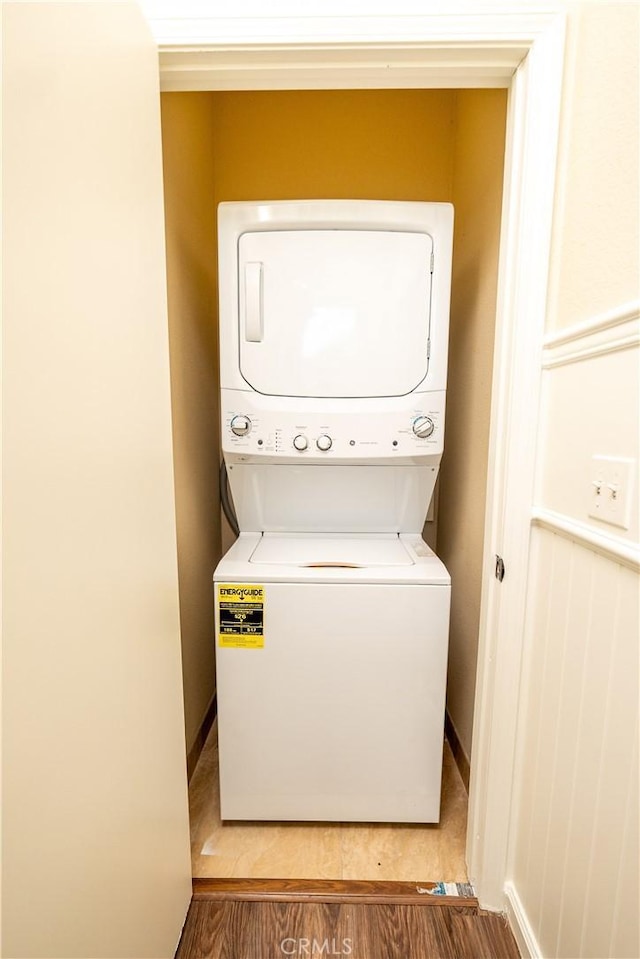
xmin=151 ymin=7 xmax=566 ymax=913
xmin=466 ymin=17 xmax=565 ymax=909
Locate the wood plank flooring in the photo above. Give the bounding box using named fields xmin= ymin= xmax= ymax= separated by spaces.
xmin=176 ymin=897 xmax=521 ymax=959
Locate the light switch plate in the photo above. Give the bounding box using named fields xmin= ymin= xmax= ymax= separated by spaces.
xmin=589 ymin=455 xmax=635 ymax=529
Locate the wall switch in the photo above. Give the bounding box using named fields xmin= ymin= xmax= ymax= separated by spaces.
xmin=589 ymin=455 xmax=635 ymax=529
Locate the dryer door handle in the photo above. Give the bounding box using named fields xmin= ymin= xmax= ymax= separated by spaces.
xmin=244 ymin=261 xmax=263 ymax=343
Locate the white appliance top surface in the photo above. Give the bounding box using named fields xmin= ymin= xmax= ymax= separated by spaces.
xmin=215 ymin=533 xmax=450 ymax=585
xmin=250 ymin=532 xmax=414 ymax=567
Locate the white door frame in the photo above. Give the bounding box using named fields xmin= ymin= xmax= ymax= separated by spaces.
xmin=148 ymin=5 xmax=566 ymax=913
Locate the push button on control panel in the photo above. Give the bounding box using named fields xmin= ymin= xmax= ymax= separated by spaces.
xmin=293 ymin=434 xmax=308 ymax=451
xmin=316 ymin=434 xmax=332 ymax=451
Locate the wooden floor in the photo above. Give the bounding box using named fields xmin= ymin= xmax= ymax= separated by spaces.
xmin=175 ymin=895 xmax=521 ymax=958
xmin=189 ymin=722 xmax=468 ymax=881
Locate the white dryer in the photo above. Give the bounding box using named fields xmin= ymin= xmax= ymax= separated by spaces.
xmin=214 ymin=200 xmax=454 ymax=823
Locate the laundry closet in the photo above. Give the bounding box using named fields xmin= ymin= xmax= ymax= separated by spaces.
xmin=160 ymin=88 xmax=507 ymax=879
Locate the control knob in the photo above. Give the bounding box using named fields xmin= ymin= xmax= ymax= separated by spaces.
xmin=293 ymin=434 xmax=308 ymax=451
xmin=316 ymin=434 xmax=333 ymax=452
xmin=412 ymin=415 xmax=435 ymax=439
xmin=230 ymin=414 xmax=251 ymax=437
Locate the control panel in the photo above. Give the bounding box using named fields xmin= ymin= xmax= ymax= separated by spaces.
xmin=221 ymin=391 xmax=446 ymax=460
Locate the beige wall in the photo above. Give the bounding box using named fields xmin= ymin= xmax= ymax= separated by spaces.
xmin=546 ymin=2 xmax=640 ymax=331
xmin=437 ymin=89 xmax=507 ymax=758
xmin=2 ymin=4 xmax=192 ymax=957
xmin=161 ymin=94 xmax=222 ymax=753
xmin=508 ymin=5 xmax=639 ymax=958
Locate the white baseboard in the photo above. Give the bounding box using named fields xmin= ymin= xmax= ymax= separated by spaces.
xmin=504 ymin=882 xmax=541 ymax=959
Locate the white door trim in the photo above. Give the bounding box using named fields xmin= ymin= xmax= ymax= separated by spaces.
xmin=151 ymin=9 xmax=552 ymax=92
xmin=148 ymin=5 xmax=566 ymax=912
xmin=466 ymin=14 xmax=566 ymax=909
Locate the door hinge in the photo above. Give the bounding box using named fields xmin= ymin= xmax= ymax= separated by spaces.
xmin=495 ymin=555 xmax=505 ymax=582
xmin=430 ymin=251 xmax=435 ymax=273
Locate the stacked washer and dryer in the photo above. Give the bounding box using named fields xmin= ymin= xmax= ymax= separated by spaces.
xmin=214 ymin=200 xmax=454 ymax=824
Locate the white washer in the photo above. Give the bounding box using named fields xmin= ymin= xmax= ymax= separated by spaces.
xmin=215 ymin=533 xmax=450 ymax=823
xmin=214 ymin=200 xmax=454 ymax=823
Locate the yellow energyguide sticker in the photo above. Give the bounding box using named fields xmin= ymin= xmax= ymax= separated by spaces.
xmin=217 ymin=584 xmax=265 ymax=648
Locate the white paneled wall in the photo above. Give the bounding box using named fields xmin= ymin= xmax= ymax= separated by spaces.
xmin=507 ymin=310 xmax=639 ymax=959
xmin=511 ymin=524 xmax=639 ymax=958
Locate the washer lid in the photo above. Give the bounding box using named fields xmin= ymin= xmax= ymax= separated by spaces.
xmin=238 ymin=229 xmax=433 ymax=398
xmin=249 ymin=532 xmax=414 ymax=568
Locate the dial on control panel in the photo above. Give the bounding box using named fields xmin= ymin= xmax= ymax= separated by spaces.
xmin=412 ymin=415 xmax=435 ymax=439
xmin=293 ymin=434 xmax=308 ymax=451
xmin=316 ymin=434 xmax=332 ymax=452
xmin=230 ymin=414 xmax=251 ymax=437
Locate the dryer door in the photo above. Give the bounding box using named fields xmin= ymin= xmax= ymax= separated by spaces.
xmin=238 ymin=229 xmax=433 ymax=398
